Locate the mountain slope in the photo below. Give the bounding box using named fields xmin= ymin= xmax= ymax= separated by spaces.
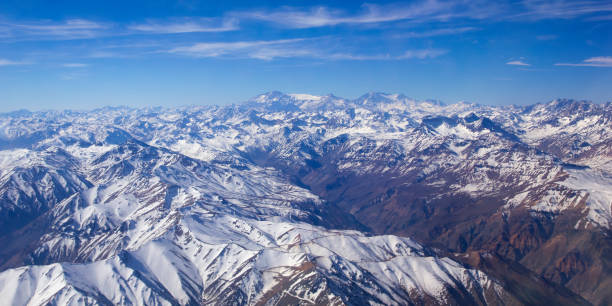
xmin=0 ymin=215 xmax=517 ymax=305
xmin=0 ymin=92 xmax=609 ymax=305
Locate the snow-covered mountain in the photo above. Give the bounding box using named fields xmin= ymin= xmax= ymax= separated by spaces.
xmin=0 ymin=216 xmax=511 ymax=305
xmin=0 ymin=92 xmax=608 ymax=305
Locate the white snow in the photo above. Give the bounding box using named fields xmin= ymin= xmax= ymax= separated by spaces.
xmin=559 ymin=167 xmax=612 ymax=228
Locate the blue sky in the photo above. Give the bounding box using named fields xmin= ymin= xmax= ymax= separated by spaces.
xmin=0 ymin=0 xmax=611 ymax=111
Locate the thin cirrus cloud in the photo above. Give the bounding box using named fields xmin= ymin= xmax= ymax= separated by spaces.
xmin=59 ymin=71 xmax=88 ymax=80
xmin=398 ymin=26 xmax=478 ymax=38
xmin=232 ymin=2 xmax=499 ymax=29
xmin=536 ymin=34 xmax=558 ymax=40
xmin=2 ymin=1 xmax=610 ymax=66
xmin=62 ymin=63 xmax=88 ymax=68
xmin=0 ymin=59 xmax=27 ymax=66
xmin=129 ymin=18 xmax=239 ymax=34
xmin=167 ymin=39 xmax=446 ymax=61
xmin=516 ymin=0 xmax=612 ymax=20
xmin=167 ymin=39 xmax=307 ymax=59
xmin=1 ymin=1 xmax=610 ymax=40
xmin=0 ymin=1 xmax=609 ymax=42
xmin=507 ymin=60 xmax=530 ymax=66
xmin=0 ymin=19 xmax=109 ymax=40
xmin=555 ymin=56 xmax=612 ymax=67
xmin=0 ymin=17 xmax=238 ymax=41
xmin=232 ymin=0 xmax=612 ymax=29
xmin=329 ymin=49 xmax=447 ymax=60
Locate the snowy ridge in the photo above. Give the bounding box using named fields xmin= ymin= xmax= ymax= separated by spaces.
xmin=0 ymin=214 xmax=505 ymax=305
xmin=0 ymin=92 xmax=609 ymax=305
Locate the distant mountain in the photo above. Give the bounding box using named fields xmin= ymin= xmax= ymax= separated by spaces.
xmin=0 ymin=92 xmax=609 ymax=305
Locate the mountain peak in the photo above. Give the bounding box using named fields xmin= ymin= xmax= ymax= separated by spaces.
xmin=287 ymin=93 xmax=323 ymax=101
xmin=251 ymin=91 xmax=288 ymax=103
xmin=356 ymin=92 xmax=408 ymax=105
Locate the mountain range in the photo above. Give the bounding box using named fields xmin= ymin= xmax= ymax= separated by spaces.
xmin=0 ymin=92 xmax=610 ymax=305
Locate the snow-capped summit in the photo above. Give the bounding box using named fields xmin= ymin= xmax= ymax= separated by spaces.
xmin=0 ymin=93 xmax=608 ymax=305
xmin=355 ymin=92 xmax=409 ymax=105
xmin=251 ymin=90 xmax=288 ymax=103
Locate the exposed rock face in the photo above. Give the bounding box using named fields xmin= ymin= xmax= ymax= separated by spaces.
xmin=0 ymin=93 xmax=609 ymax=304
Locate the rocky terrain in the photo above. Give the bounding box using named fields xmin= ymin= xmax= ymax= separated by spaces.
xmin=0 ymin=92 xmax=609 ymax=305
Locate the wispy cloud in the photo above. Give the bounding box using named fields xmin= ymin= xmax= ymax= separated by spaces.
xmin=507 ymin=60 xmax=530 ymax=66
xmin=234 ymin=1 xmax=612 ymax=29
xmin=129 ymin=18 xmax=238 ymax=33
xmin=517 ymin=0 xmax=612 ymax=20
xmin=59 ymin=70 xmax=88 ymax=80
xmin=555 ymin=56 xmax=612 ymax=67
xmin=62 ymin=63 xmax=88 ymax=68
xmin=1 ymin=17 xmax=237 ymax=41
xmin=0 ymin=59 xmax=28 ymax=66
xmin=167 ymin=39 xmax=446 ymax=61
xmin=0 ymin=19 xmax=109 ymax=40
xmin=1 ymin=1 xmax=610 ymax=43
xmin=327 ymin=49 xmax=447 ymax=60
xmin=233 ymin=2 xmax=500 ymax=29
xmin=536 ymin=34 xmax=558 ymax=40
xmin=3 ymin=1 xmax=609 ymax=67
xmin=398 ymin=27 xmax=478 ymax=38
xmin=168 ymin=39 xmax=306 ymax=59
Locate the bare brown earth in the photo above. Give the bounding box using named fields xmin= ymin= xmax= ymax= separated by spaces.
xmin=246 ymin=148 xmax=608 ymax=305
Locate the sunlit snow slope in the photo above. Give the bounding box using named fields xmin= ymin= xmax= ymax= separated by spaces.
xmin=0 ymin=92 xmax=608 ymax=305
